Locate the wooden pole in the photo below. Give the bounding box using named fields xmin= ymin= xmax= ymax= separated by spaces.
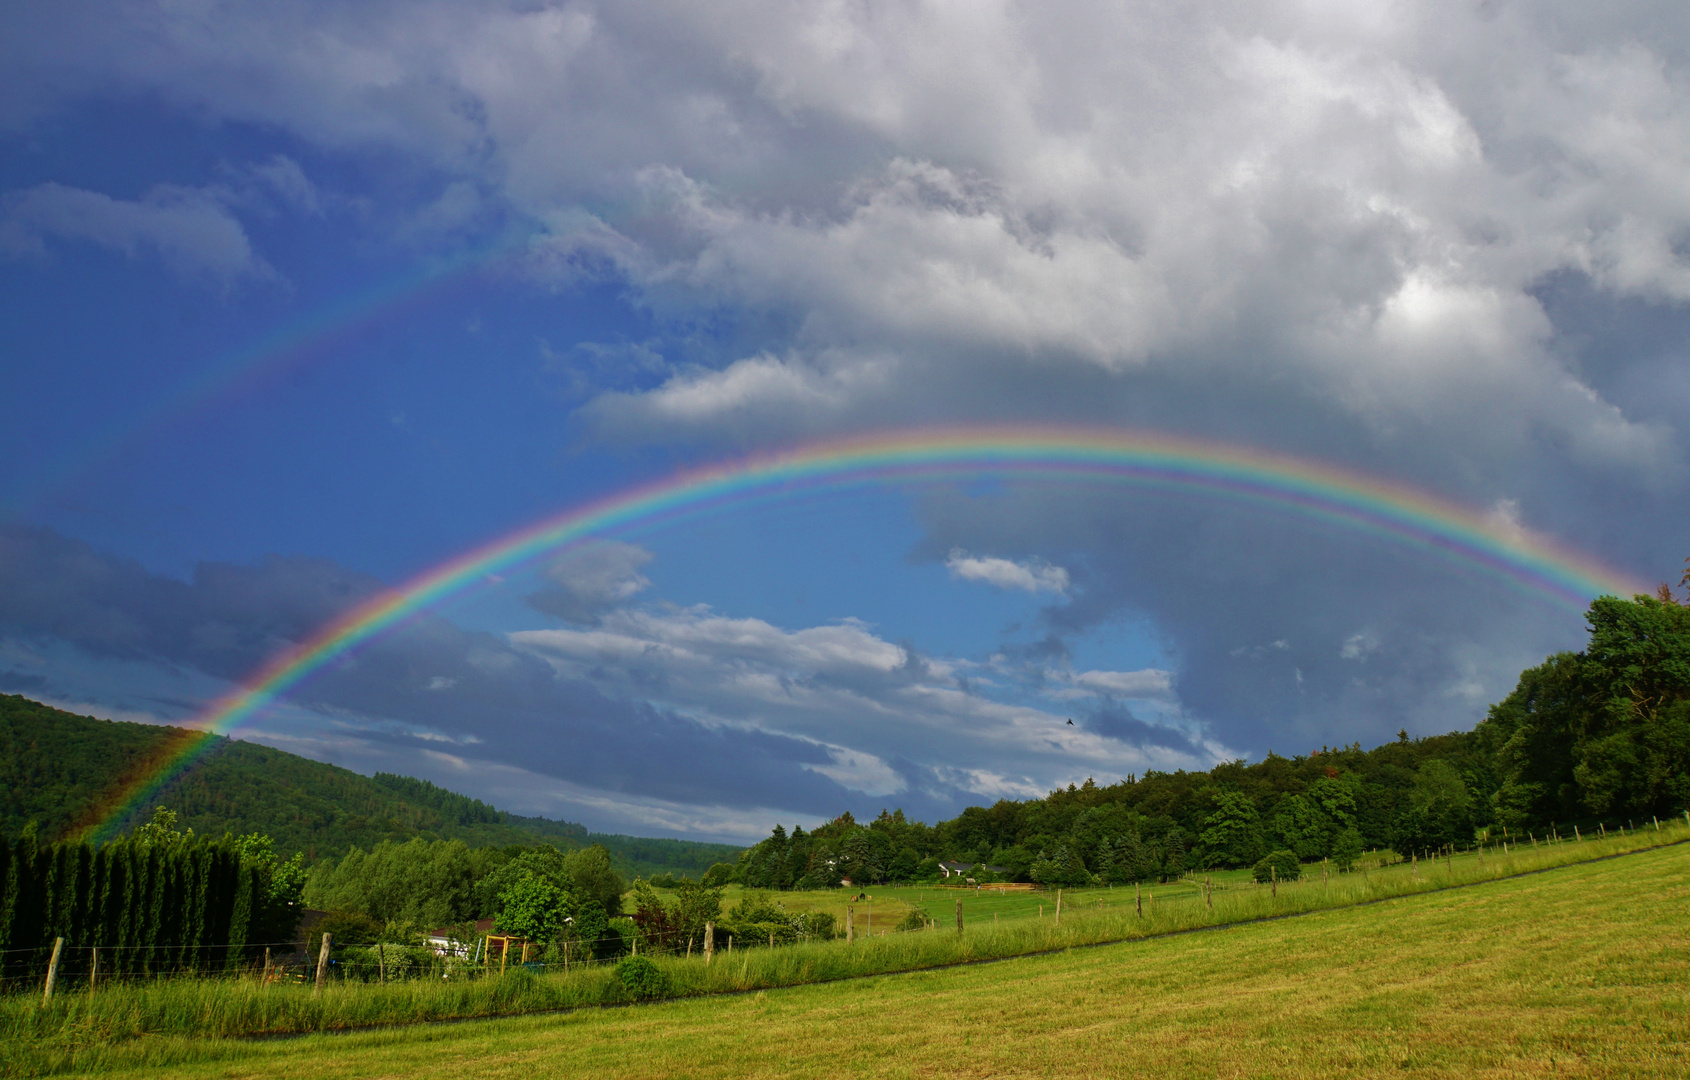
xmin=378 ymin=941 xmax=386 ymax=984
xmin=89 ymin=946 xmax=98 ymax=994
xmin=768 ymin=932 xmax=774 ymax=949
xmin=867 ymin=909 xmax=871 ymax=937
xmin=314 ymin=932 xmax=332 ymax=997
xmin=687 ymin=937 xmax=693 ymax=959
xmin=263 ymin=946 xmax=272 ymax=984
xmin=954 ymin=896 xmax=963 ymax=932
xmin=1135 ymin=882 xmax=1141 ymax=917
xmin=1205 ymin=876 xmax=1212 ymax=911
xmin=1270 ymin=865 xmax=1276 ymax=899
xmin=847 ymin=905 xmax=854 ymax=943
xmin=704 ymin=922 xmax=714 ymax=964
xmin=1412 ymin=854 xmax=1418 ymax=879
xmin=1055 ymin=889 xmax=1061 ymax=927
xmin=500 ymin=939 xmax=509 ymax=976
xmin=42 ymin=937 xmax=63 ymax=1005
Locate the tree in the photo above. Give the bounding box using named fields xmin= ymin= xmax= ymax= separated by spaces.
xmin=1252 ymin=850 xmax=1300 ymax=883
xmin=1198 ymin=791 xmax=1264 ymax=868
xmin=563 ymin=845 xmax=624 ymax=916
xmin=673 ymin=879 xmax=724 ymax=941
xmin=495 ymin=873 xmax=572 ymax=942
xmin=1029 ymin=843 xmax=1092 ymax=887
xmin=1485 ymin=595 xmax=1690 ymax=827
xmin=233 ymin=832 xmax=307 ymax=943
xmin=1331 ymin=827 xmax=1364 ymax=871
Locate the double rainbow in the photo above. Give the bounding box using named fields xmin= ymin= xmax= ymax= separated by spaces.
xmin=75 ymin=426 xmax=1643 ymax=842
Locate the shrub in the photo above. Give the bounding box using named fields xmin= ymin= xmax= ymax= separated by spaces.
xmin=614 ymin=954 xmax=671 ymax=999
xmin=895 ymin=907 xmax=930 ymax=932
xmin=1252 ymin=850 xmax=1301 ymax=884
xmin=315 ymin=910 xmax=383 ymax=946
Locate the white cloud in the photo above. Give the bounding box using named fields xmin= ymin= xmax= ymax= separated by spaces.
xmin=945 ymin=549 xmax=1069 ymax=594
xmin=1339 ymin=633 xmax=1379 ymax=662
xmin=1048 ymin=667 xmax=1176 ymax=700
xmin=1 ymin=181 xmax=270 ymax=284
xmin=510 ymin=601 xmax=1214 ymax=796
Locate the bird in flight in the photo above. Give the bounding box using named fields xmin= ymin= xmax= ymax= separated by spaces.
xmin=1066 ymin=718 xmax=1074 ymax=725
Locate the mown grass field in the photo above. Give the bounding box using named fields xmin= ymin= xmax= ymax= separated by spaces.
xmin=7 ymin=831 xmax=1687 ymax=1078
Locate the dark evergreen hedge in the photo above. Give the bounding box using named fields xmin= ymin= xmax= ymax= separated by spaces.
xmin=0 ymin=834 xmax=262 ymax=986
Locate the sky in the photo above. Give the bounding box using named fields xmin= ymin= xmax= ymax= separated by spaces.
xmin=3 ymin=0 xmax=1690 ymax=843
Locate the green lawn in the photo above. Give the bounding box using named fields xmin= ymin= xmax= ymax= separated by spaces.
xmin=17 ymin=837 xmax=1688 ymax=1078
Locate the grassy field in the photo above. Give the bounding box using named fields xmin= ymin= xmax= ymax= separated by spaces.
xmin=3 ymin=826 xmax=1685 ymax=1076
xmin=18 ymin=834 xmax=1688 ymax=1078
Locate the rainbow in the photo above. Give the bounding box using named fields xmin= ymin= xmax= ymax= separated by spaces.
xmin=74 ymin=426 xmax=1645 ymax=842
xmin=23 ymin=236 xmax=523 ymax=514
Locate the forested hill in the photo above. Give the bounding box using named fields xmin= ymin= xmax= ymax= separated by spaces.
xmin=0 ymin=695 xmax=740 ymax=876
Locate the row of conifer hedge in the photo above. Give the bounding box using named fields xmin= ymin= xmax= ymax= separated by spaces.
xmin=0 ymin=836 xmax=264 ymax=988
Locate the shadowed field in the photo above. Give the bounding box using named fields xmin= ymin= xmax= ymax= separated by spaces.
xmin=23 ymin=838 xmax=1688 ymax=1078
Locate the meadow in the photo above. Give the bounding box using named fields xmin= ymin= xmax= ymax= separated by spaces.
xmin=3 ymin=822 xmax=1685 ymax=1077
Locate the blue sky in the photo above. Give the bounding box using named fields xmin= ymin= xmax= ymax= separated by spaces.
xmin=5 ymin=1 xmax=1690 ymax=842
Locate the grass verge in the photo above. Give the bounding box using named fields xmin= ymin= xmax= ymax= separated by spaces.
xmin=3 ymin=823 xmax=1686 ymax=1076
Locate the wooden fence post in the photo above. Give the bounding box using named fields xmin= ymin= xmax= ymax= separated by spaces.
xmin=1412 ymin=854 xmax=1417 ymax=880
xmin=847 ymin=905 xmax=854 ymax=943
xmin=1205 ymin=876 xmax=1212 ymax=911
xmin=955 ymin=897 xmax=963 ymax=932
xmin=1055 ymin=889 xmax=1062 ymax=927
xmin=378 ymin=941 xmax=387 ymax=984
xmin=704 ymin=922 xmax=714 ymax=964
xmin=42 ymin=937 xmax=63 ymax=1005
xmin=1270 ymin=865 xmax=1276 ymax=899
xmin=263 ymin=946 xmax=272 ymax=984
xmin=89 ymin=946 xmax=99 ymax=994
xmin=1136 ymin=882 xmax=1142 ymax=917
xmin=314 ymin=932 xmax=332 ymax=998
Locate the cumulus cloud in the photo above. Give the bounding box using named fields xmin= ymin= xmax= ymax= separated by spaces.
xmin=527 ymin=541 xmax=654 ymax=624
xmin=945 ymin=550 xmax=1070 ymax=595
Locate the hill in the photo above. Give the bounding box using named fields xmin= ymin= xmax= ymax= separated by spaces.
xmin=0 ymin=694 xmax=740 ymax=876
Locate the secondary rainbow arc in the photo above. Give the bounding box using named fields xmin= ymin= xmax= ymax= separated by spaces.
xmin=74 ymin=426 xmax=1645 ymax=843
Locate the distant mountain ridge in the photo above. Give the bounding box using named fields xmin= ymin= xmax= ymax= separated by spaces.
xmin=0 ymin=694 xmax=741 ymax=877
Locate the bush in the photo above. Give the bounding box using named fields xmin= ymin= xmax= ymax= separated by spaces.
xmin=894 ymin=907 xmax=930 ymax=932
xmin=614 ymin=954 xmax=671 ymax=999
xmin=1252 ymin=850 xmax=1301 ymax=884
xmin=314 ymin=910 xmax=383 ymax=947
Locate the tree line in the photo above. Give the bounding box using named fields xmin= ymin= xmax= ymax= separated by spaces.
xmin=721 ymin=591 xmax=1690 ymax=888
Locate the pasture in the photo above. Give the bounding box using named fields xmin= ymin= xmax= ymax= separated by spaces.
xmin=5 ymin=828 xmax=1685 ymax=1077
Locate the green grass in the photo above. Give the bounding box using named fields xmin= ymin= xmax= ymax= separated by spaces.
xmin=4 ymin=824 xmax=1686 ymax=1077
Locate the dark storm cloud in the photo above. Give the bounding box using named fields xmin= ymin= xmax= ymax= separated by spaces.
xmin=0 ymin=523 xmax=867 ymax=816
xmin=910 ymin=484 xmax=1617 ymax=758
xmin=1083 ymin=702 xmax=1203 ymax=757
